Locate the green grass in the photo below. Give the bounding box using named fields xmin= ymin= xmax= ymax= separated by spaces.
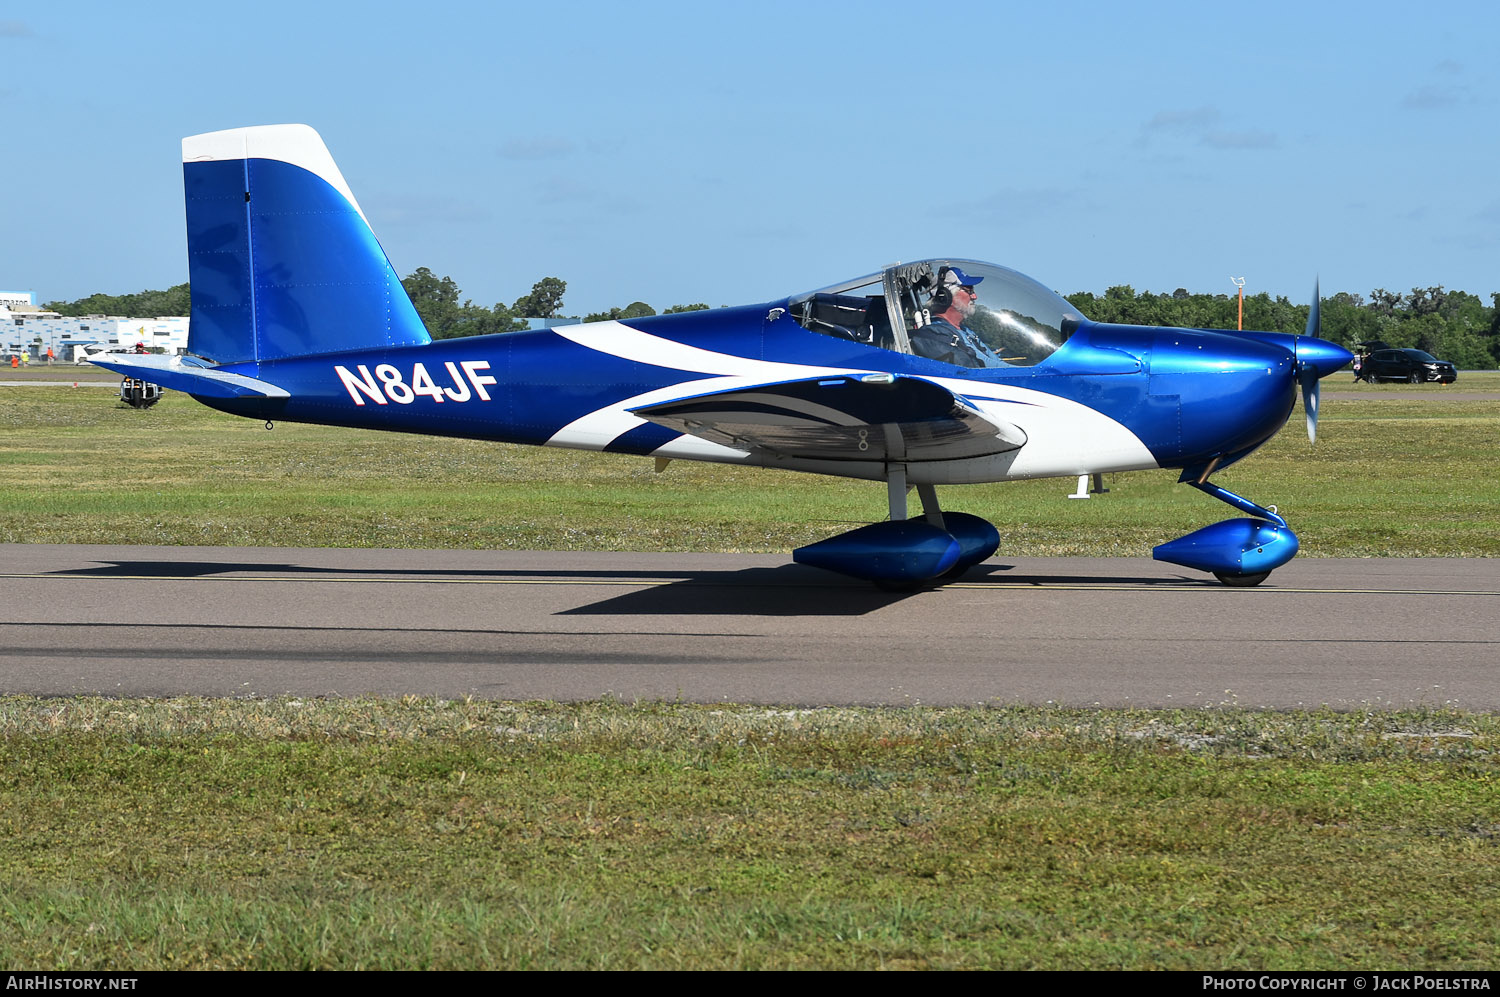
xmin=2 ymin=375 xmax=1499 ymax=555
xmin=1 ymin=698 xmax=1497 ymax=970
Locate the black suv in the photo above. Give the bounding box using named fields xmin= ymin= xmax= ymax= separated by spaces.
xmin=1362 ymin=348 xmax=1457 ymax=384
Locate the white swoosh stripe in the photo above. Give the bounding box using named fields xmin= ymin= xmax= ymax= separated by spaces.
xmin=546 ymin=322 xmax=1156 ymax=472
xmin=553 ymin=321 xmax=853 ymax=380
xmin=546 ymin=323 xmax=861 ymax=449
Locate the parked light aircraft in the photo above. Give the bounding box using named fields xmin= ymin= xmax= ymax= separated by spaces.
xmin=94 ymin=124 xmax=1352 ymax=589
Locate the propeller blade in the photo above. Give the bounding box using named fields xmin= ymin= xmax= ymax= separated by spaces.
xmin=1298 ymin=278 xmax=1323 ymax=443
xmin=1301 ymin=367 xmax=1320 ymax=443
xmin=1303 ymin=277 xmax=1321 ymax=340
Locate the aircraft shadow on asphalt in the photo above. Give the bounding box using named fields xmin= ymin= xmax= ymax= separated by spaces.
xmin=50 ymin=559 xmax=916 ymax=616
xmin=49 ymin=559 xmax=1201 ymax=618
xmin=560 ymin=565 xmax=1206 ymax=616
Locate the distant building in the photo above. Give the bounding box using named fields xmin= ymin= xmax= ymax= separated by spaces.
xmin=1 ymin=291 xmax=189 ymax=360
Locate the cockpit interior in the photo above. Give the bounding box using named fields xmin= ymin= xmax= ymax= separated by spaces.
xmin=790 ymin=259 xmax=1085 ymax=370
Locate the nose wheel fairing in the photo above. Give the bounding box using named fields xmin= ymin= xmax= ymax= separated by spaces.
xmin=1152 ymin=480 xmax=1300 ymax=585
xmin=1152 ymin=517 xmax=1299 ymax=579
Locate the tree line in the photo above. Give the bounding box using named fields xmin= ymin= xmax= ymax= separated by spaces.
xmin=1067 ymin=285 xmax=1500 ymax=368
xmin=43 ymin=271 xmax=707 ymax=339
xmin=44 ymin=274 xmax=1500 ymax=368
xmin=396 ymin=269 xmax=710 ymax=337
xmin=44 ymin=284 xmax=192 ymax=319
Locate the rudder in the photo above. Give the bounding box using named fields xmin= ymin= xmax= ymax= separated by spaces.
xmin=182 ymin=124 xmax=430 ymax=365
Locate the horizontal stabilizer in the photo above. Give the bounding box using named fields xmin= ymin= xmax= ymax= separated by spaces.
xmin=631 ymin=374 xmax=1025 ymax=461
xmin=89 ymin=355 xmax=289 ymax=399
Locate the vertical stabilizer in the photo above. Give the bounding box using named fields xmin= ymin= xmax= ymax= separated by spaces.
xmin=182 ymin=124 xmax=431 ymax=364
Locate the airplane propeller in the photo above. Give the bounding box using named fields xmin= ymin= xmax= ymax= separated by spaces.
xmin=1297 ymin=279 xmax=1322 ymax=443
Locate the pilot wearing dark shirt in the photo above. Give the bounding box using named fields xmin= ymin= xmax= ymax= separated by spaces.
xmin=910 ymin=265 xmax=986 ymax=366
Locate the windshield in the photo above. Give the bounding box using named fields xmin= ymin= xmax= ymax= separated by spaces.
xmin=790 ymin=259 xmax=1083 ymax=369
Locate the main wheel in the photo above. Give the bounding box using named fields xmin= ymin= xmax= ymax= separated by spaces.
xmin=121 ymin=388 xmax=159 ymax=409
xmin=1214 ymin=570 xmax=1270 ymax=587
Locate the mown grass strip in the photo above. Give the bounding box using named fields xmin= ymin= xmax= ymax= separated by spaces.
xmin=0 ymin=698 xmax=1496 ymax=970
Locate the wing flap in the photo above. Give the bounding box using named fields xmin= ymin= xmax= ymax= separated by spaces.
xmin=630 ymin=374 xmax=1025 ymax=461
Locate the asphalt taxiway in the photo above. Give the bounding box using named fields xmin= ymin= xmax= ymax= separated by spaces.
xmin=2 ymin=544 xmax=1496 ymax=709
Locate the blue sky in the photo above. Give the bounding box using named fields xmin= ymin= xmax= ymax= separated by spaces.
xmin=3 ymin=0 xmax=1496 ymax=315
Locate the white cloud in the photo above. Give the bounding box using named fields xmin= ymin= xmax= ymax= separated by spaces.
xmin=1139 ymin=107 xmax=1275 ymax=151
xmin=1143 ymin=106 xmax=1221 ymax=133
xmin=1402 ymin=84 xmax=1462 ymax=110
xmin=1202 ymin=129 xmax=1277 ymax=150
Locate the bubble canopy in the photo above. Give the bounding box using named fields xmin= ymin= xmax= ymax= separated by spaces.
xmin=789 ymin=259 xmax=1087 ymax=369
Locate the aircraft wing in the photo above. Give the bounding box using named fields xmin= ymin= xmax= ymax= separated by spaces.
xmin=630 ymin=373 xmax=1025 ymax=462
xmin=88 ymin=354 xmax=289 ymax=399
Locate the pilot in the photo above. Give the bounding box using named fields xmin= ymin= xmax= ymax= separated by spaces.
xmin=911 ymin=266 xmax=988 ymax=366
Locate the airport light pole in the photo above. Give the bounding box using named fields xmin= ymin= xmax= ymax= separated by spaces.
xmin=1231 ymin=276 xmax=1246 ymax=331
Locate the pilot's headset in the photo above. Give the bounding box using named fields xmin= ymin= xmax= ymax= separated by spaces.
xmin=930 ymin=266 xmax=955 ymax=312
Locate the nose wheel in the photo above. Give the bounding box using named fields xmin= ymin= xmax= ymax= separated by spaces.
xmin=1213 ymin=570 xmax=1271 ymax=587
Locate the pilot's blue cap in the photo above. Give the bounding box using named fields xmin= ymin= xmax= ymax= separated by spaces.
xmin=942 ymin=266 xmax=984 ymax=289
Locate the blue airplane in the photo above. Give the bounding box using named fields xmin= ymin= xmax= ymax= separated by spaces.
xmin=94 ymin=124 xmax=1352 ymax=590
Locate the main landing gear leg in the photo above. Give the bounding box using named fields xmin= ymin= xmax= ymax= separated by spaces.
xmin=916 ymin=482 xmax=945 ymax=529
xmin=886 ymin=462 xmax=909 ymax=521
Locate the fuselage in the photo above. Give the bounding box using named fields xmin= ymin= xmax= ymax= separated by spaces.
xmin=197 ymin=299 xmax=1320 ymax=486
